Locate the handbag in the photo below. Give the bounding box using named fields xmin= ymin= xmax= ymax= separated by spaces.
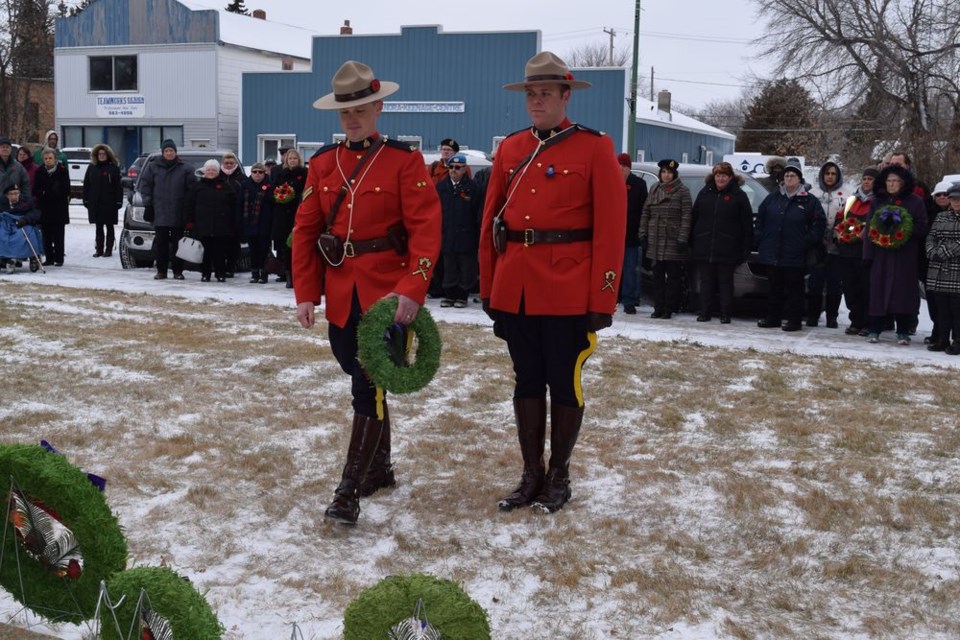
xmin=387 ymin=599 xmax=441 ymax=640
xmin=263 ymin=254 xmax=283 ymax=275
xmin=175 ymin=236 xmax=204 ymax=264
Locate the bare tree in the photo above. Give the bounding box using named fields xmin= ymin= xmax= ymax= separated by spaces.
xmin=696 ymin=98 xmax=747 ymax=137
xmin=564 ymin=41 xmax=630 ymax=67
xmin=0 ymin=0 xmax=54 ymax=140
xmin=752 ymin=0 xmax=960 ymax=180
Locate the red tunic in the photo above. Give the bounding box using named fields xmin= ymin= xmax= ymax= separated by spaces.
xmin=479 ymin=119 xmax=626 ymax=315
xmin=292 ymin=136 xmax=441 ymax=328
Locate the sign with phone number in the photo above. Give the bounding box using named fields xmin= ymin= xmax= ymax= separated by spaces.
xmin=95 ymin=95 xmax=145 ymax=118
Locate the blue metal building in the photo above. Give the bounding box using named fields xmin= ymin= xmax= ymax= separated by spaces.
xmin=240 ymin=26 xmax=631 ymax=163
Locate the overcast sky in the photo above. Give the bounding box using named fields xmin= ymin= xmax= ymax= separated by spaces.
xmin=182 ymin=0 xmax=775 ymax=111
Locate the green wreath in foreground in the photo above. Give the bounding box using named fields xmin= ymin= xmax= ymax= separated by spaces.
xmin=357 ymin=297 xmax=442 ymax=394
xmin=100 ymin=566 xmax=224 ymax=640
xmin=0 ymin=443 xmax=127 ymax=624
xmin=344 ymin=573 xmax=490 ymax=640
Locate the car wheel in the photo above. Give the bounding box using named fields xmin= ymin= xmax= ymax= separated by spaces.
xmin=119 ymin=229 xmax=152 ymax=269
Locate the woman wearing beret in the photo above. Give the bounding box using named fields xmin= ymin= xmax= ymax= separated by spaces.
xmin=639 ymin=158 xmax=692 ymax=319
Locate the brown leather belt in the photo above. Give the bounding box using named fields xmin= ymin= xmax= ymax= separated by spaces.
xmin=344 ymin=236 xmax=393 ymax=257
xmin=505 ymin=227 xmax=593 ymax=246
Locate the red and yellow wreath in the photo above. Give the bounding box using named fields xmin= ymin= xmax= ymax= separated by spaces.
xmin=273 ymin=183 xmax=296 ymax=204
xmin=868 ymin=203 xmax=913 ymax=250
xmin=834 ymin=215 xmax=866 ymax=245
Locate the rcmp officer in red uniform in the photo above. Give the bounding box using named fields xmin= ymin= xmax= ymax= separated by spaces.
xmin=293 ymin=61 xmax=441 ymax=525
xmin=479 ymin=51 xmax=626 ymax=513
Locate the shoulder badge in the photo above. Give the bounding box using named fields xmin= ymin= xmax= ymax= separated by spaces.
xmin=382 ymin=137 xmax=418 ymax=152
xmin=310 ymin=142 xmax=339 ymax=159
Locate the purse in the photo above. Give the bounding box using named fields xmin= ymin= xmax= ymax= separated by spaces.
xmin=175 ymin=236 xmax=204 ymax=264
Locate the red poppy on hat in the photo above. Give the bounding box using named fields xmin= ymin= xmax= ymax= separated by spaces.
xmin=370 ymin=79 xmax=380 ymax=92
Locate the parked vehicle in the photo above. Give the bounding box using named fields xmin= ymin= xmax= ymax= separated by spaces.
xmin=422 ymin=149 xmax=492 ymax=175
xmin=631 ymin=161 xmax=773 ymax=308
xmin=62 ymin=147 xmax=92 ymax=199
xmin=119 ymin=148 xmax=250 ymax=271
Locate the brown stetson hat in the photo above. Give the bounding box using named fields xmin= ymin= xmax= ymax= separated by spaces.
xmin=502 ymin=51 xmax=592 ymax=92
xmin=312 ymin=60 xmax=400 ymax=110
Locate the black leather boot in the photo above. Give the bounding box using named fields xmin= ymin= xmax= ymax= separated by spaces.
xmin=825 ymin=294 xmax=841 ymax=328
xmin=360 ymin=402 xmax=395 ymax=497
xmin=92 ymin=239 xmax=103 ymax=258
xmin=531 ymin=403 xmax=583 ymax=513
xmin=498 ymin=397 xmax=547 ymax=512
xmin=806 ymin=294 xmax=822 ymax=327
xmin=249 ymin=269 xmax=261 ymax=284
xmin=325 ymin=414 xmax=384 ymax=525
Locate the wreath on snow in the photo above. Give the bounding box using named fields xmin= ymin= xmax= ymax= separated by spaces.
xmin=834 ymin=215 xmax=866 ymax=245
xmin=343 ymin=573 xmax=490 ymax=640
xmin=868 ymin=203 xmax=914 ymax=250
xmin=0 ymin=443 xmax=127 ymax=624
xmin=357 ymin=297 xmax=442 ymax=394
xmin=99 ymin=565 xmax=224 ymax=640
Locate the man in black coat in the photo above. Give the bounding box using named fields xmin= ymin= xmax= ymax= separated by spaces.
xmin=436 ymin=153 xmax=480 ymax=307
xmin=618 ymin=153 xmax=647 ymax=314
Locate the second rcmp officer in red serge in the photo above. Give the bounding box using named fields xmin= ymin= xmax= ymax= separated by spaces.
xmin=292 ymin=61 xmax=441 ymax=525
xmin=479 ymin=51 xmax=626 ymax=513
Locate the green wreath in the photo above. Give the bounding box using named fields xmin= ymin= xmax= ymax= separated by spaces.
xmin=344 ymin=573 xmax=491 ymax=640
xmin=868 ymin=203 xmax=914 ymax=249
xmin=357 ymin=297 xmax=442 ymax=394
xmin=100 ymin=566 xmax=224 ymax=640
xmin=0 ymin=443 xmax=127 ymax=624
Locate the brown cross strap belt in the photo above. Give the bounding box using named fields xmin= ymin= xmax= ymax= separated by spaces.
xmin=505 ymin=227 xmax=593 ymax=246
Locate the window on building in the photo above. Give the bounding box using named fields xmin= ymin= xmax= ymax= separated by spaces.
xmin=636 ymin=150 xmax=645 ymax=162
xmin=281 ymin=57 xmax=293 ymax=71
xmin=141 ymin=127 xmax=183 ymax=153
xmin=705 ymin=150 xmax=714 ymax=165
xmin=90 ymin=55 xmax=138 ymax=91
xmin=258 ymin=135 xmax=297 ymax=162
xmin=681 ymin=152 xmax=689 ymax=164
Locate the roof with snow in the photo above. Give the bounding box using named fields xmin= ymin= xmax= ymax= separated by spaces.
xmin=635 ymin=96 xmax=735 ymax=140
xmin=179 ymin=2 xmax=315 ymax=59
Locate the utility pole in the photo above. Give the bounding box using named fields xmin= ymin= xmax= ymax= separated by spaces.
xmin=626 ymin=1 xmax=640 ymax=159
xmin=603 ymin=27 xmax=616 ymax=66
xmin=650 ymin=66 xmax=654 ymax=101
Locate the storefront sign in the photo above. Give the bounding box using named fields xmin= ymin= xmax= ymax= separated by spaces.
xmin=383 ymin=102 xmax=465 ymax=113
xmin=96 ymin=95 xmax=145 ymax=118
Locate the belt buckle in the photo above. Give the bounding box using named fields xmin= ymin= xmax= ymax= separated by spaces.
xmin=523 ymin=228 xmax=535 ymax=246
xmin=343 ymin=241 xmax=355 ymax=258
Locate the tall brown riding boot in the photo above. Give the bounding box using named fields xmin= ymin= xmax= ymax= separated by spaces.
xmin=531 ymin=403 xmax=584 ymax=513
xmin=324 ymin=413 xmax=384 ymax=525
xmin=360 ymin=401 xmax=395 ymax=497
xmin=825 ymin=294 xmax=842 ymax=328
xmin=498 ymin=397 xmax=547 ymax=512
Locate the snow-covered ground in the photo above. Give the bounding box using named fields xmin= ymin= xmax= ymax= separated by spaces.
xmin=3 ymin=205 xmax=951 ymax=369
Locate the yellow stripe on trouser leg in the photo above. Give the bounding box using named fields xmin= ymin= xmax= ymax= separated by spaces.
xmin=375 ymin=386 xmax=385 ymax=421
xmin=573 ymin=331 xmax=598 ymax=408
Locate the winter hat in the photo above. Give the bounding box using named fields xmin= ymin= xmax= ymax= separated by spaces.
xmin=251 ymin=162 xmax=266 ymax=172
xmin=617 ymin=153 xmax=632 ymax=168
xmin=448 ymin=153 xmax=467 ymax=166
xmin=946 ymin=183 xmax=960 ymax=199
xmin=161 ymin=139 xmax=177 ymax=152
xmin=932 ymin=180 xmax=952 ymax=195
xmin=441 ymin=139 xmax=460 ymax=153
xmin=862 ymin=168 xmax=879 ymax=179
xmin=782 ymin=165 xmax=804 ymax=179
xmin=203 ymin=159 xmax=220 ymax=172
xmin=3 ymin=183 xmax=19 ymax=193
xmin=657 ymin=158 xmax=679 ymax=180
xmin=0 ymin=136 xmax=11 ymax=146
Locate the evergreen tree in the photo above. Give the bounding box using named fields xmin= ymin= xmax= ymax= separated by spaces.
xmin=225 ymin=0 xmax=249 ymax=15
xmin=736 ymin=79 xmax=819 ymax=157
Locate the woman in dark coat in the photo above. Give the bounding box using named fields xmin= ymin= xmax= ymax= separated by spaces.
xmin=184 ymin=159 xmax=239 ymax=282
xmin=82 ymin=143 xmax=122 ymax=257
xmin=219 ymin=151 xmax=246 ymax=277
xmin=754 ymin=164 xmax=826 ymax=332
xmin=862 ymin=164 xmax=929 ymax=344
xmin=239 ymin=162 xmax=273 ymax=284
xmin=33 ymin=148 xmax=71 ymax=266
xmin=270 ymin=148 xmax=307 ymax=287
xmin=638 ymin=158 xmax=692 ymax=319
xmin=689 ymin=162 xmax=753 ymax=323
xmin=16 ymin=146 xmax=38 ymax=191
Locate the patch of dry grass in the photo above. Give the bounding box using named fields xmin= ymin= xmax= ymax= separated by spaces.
xmin=2 ymin=281 xmax=960 ymax=639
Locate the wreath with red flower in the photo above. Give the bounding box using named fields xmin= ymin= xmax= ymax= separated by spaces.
xmin=834 ymin=215 xmax=866 ymax=245
xmin=273 ymin=183 xmax=295 ymax=205
xmin=868 ymin=204 xmax=913 ymax=250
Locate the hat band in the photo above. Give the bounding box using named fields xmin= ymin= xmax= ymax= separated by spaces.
xmin=525 ymin=74 xmax=569 ymax=83
xmin=335 ymin=85 xmax=377 ymax=103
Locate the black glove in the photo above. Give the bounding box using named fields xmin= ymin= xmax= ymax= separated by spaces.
xmin=587 ymin=312 xmax=612 ymax=332
xmin=676 ymin=239 xmax=689 ymax=253
xmin=639 ymin=236 xmax=648 ymax=253
xmin=481 ymin=298 xmax=495 ymax=321
xmin=143 ymin=205 xmax=155 ymax=222
xmin=384 ymin=322 xmax=409 ymax=368
xmin=15 ymin=217 xmax=27 ymax=228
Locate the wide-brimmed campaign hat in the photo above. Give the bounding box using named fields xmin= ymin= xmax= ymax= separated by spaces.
xmin=502 ymin=51 xmax=592 ymax=91
xmin=313 ymin=60 xmax=399 ymax=110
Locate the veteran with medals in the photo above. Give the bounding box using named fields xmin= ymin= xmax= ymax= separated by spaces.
xmin=479 ymin=51 xmax=626 ymax=513
xmin=293 ymin=61 xmax=441 ymax=525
